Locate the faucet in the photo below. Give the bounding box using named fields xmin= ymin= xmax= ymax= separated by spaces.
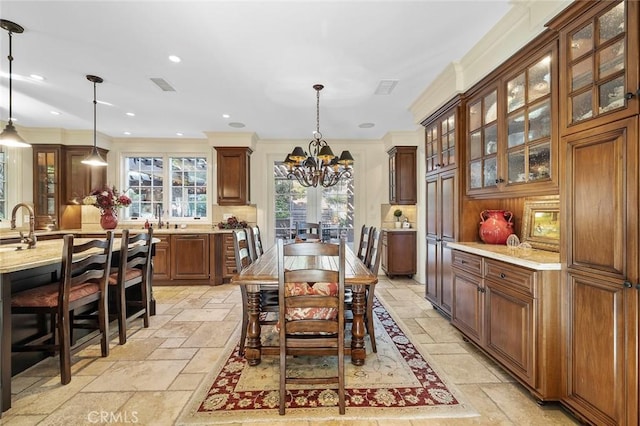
xmin=155 ymin=204 xmax=164 ymax=229
xmin=10 ymin=202 xmax=37 ymax=249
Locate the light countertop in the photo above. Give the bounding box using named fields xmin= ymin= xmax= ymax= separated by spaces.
xmin=447 ymin=242 xmax=561 ymax=271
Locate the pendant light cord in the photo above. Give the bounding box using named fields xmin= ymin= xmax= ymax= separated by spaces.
xmin=93 ymin=80 xmax=97 ymax=147
xmin=7 ymin=30 xmax=13 ymax=124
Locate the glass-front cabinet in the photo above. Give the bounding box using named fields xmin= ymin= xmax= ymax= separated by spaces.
xmin=466 ymin=34 xmax=558 ymax=197
xmin=425 ymin=96 xmax=459 ymax=176
xmin=32 ymin=145 xmax=62 ymax=230
xmin=550 ymin=0 xmax=639 ymax=133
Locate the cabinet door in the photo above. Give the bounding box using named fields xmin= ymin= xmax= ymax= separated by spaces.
xmin=467 ymin=87 xmax=499 ymax=193
xmin=484 ymin=280 xmax=535 ymax=387
xmin=388 ymin=146 xmax=417 ymax=205
xmin=32 ymin=145 xmax=62 ymax=230
xmin=215 ymin=147 xmax=252 ymax=206
xmin=565 ymin=271 xmax=637 ymax=426
xmin=170 ymin=235 xmax=209 ymax=280
xmin=152 ymin=235 xmax=171 ymax=281
xmin=552 ymin=0 xmax=639 ymax=134
xmin=425 ymin=236 xmax=438 ymax=304
xmin=380 ymin=231 xmax=389 ymax=273
xmin=425 ymin=110 xmax=458 ymax=175
xmin=64 ymin=146 xmax=108 ymax=203
xmin=451 ymin=269 xmax=483 ymax=345
xmin=222 ymin=233 xmax=237 ymax=281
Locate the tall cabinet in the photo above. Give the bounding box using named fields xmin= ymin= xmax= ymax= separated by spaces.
xmin=388 ymin=146 xmax=417 ymax=205
xmin=548 ymin=1 xmax=640 ymax=425
xmin=423 ymin=97 xmax=462 ymax=317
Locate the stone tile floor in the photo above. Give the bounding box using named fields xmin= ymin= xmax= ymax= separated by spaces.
xmin=2 ymin=277 xmax=580 ymax=425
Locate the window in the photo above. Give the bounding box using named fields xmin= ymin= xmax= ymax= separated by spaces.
xmin=123 ymin=155 xmax=208 ymax=221
xmin=0 ymin=147 xmax=5 ymax=220
xmin=274 ymin=163 xmax=354 ymax=245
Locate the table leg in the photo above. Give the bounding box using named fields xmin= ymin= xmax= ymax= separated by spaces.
xmin=350 ymin=284 xmax=366 ymax=366
xmin=244 ymin=288 xmax=262 ymax=366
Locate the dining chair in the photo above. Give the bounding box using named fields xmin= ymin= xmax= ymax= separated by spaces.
xmin=11 ymin=232 xmax=115 ymax=385
xmin=363 ymin=228 xmax=382 ymax=352
xmin=356 ymin=225 xmax=374 ymax=262
xmin=277 ymin=238 xmax=346 ymax=415
xmin=251 ymin=225 xmax=264 ymax=258
xmin=233 ymin=228 xmax=278 ymax=356
xmin=108 ymin=228 xmax=153 ymax=345
xmin=295 ymin=221 xmax=321 ymax=241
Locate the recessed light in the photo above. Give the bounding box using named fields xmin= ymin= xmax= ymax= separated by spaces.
xmin=168 ymin=55 xmax=181 ymax=63
xmin=358 ymin=122 xmax=375 ymax=128
xmin=30 ymin=74 xmax=45 ymax=81
xmin=228 ymin=122 xmax=245 ymax=128
xmin=222 ymin=114 xmax=230 ymax=119
xmin=126 ymin=112 xmax=135 ymax=117
xmin=123 ymin=131 xmax=131 ymax=135
xmin=176 ymin=132 xmax=184 ymax=136
xmin=50 ymin=111 xmax=60 ymax=115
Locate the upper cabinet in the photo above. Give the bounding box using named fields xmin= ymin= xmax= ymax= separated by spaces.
xmin=548 ymin=0 xmax=639 ymax=135
xmin=424 ymin=96 xmax=461 ymax=176
xmin=214 ymin=146 xmax=252 ymax=206
xmin=32 ymin=144 xmax=108 ymax=230
xmin=465 ymin=33 xmax=559 ymax=198
xmin=388 ymin=146 xmax=417 ymax=205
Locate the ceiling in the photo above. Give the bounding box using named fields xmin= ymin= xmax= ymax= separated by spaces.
xmin=0 ymin=1 xmax=513 ymax=141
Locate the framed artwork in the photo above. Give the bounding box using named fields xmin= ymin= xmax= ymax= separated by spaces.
xmin=521 ymin=195 xmax=560 ymax=252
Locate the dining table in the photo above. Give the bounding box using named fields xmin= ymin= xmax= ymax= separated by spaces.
xmin=232 ymin=241 xmax=378 ymax=367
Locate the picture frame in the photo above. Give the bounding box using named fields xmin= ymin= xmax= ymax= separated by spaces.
xmin=521 ymin=195 xmax=560 ymax=252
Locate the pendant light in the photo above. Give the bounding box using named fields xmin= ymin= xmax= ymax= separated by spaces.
xmin=0 ymin=19 xmax=29 ymax=148
xmin=81 ymin=75 xmax=108 ymax=166
xmin=284 ymin=84 xmax=353 ymax=188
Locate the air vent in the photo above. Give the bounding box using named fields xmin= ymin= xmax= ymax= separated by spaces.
xmin=150 ymin=77 xmax=176 ymax=92
xmin=374 ymin=79 xmax=398 ymax=95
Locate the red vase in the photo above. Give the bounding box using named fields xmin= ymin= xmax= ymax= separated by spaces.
xmin=479 ymin=210 xmax=514 ymax=245
xmin=100 ymin=209 xmax=118 ymax=230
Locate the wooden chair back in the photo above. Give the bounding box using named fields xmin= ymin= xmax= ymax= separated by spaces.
xmin=357 ymin=225 xmax=374 ymax=262
xmin=251 ymin=225 xmax=264 ymax=258
xmin=365 ymin=228 xmax=382 ymax=275
xmin=233 ymin=228 xmax=254 ymax=272
xmin=295 ymin=221 xmax=321 ymax=241
xmin=277 ymin=238 xmax=346 ymax=415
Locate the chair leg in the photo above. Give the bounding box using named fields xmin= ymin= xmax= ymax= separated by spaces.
xmin=117 ymin=284 xmax=127 ymax=345
xmin=239 ymin=288 xmax=248 ymax=356
xmin=58 ymin=310 xmax=71 ymax=385
xmin=279 ymin=347 xmax=286 ymax=415
xmin=100 ymin=292 xmax=109 ymax=357
xmin=366 ymin=289 xmax=377 ymax=353
xmin=141 ymin=278 xmax=150 ymax=328
xmin=338 ymin=344 xmax=345 ymax=415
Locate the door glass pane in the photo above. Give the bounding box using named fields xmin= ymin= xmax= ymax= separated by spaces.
xmin=507 ymin=72 xmax=526 ymax=112
xmin=469 ymin=101 xmax=481 ymax=131
xmin=484 ymin=91 xmax=497 ymax=123
xmin=598 ymin=2 xmax=625 ymax=44
xmin=470 ymin=131 xmax=482 ymax=159
xmin=572 ymin=91 xmax=593 ymax=122
xmin=528 ymin=56 xmax=551 ymax=102
xmin=598 ymin=39 xmax=624 ymax=78
xmin=508 ymin=113 xmax=525 ymax=148
xmin=507 ymin=149 xmax=525 ymax=183
xmin=469 ymin=160 xmax=482 ymax=189
xmin=528 ymin=100 xmax=551 ymax=141
xmin=571 ymin=23 xmax=593 ymax=60
xmin=529 ymin=141 xmax=551 ymax=181
xmin=599 ymin=75 xmax=625 ymax=113
xmin=484 ymin=124 xmax=497 ymax=154
xmin=572 ymin=57 xmax=593 ymax=90
xmin=483 ymin=157 xmax=497 ymax=187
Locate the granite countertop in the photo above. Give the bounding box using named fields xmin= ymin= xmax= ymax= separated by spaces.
xmin=447 ymin=242 xmax=561 ymax=271
xmin=0 ymin=227 xmax=234 ymax=240
xmin=382 ymin=228 xmax=416 ymax=232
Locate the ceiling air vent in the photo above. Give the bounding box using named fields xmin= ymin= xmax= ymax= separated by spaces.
xmin=374 ymin=79 xmax=398 ymax=95
xmin=150 ymin=77 xmax=176 ymax=92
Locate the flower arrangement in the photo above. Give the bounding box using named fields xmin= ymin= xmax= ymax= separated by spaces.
xmin=83 ymin=185 xmax=132 ymax=213
xmin=217 ymin=216 xmax=248 ymax=229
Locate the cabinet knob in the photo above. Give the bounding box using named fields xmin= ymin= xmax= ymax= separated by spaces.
xmin=495 ymin=178 xmax=505 ymax=184
xmin=624 ymin=92 xmax=635 ymax=100
xmin=460 ymin=260 xmax=467 ymax=264
xmin=499 ymin=272 xmax=506 ymax=279
xmin=623 ymin=281 xmax=633 ymax=288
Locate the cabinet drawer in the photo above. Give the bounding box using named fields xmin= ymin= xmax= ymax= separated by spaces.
xmin=484 ymin=259 xmax=535 ymax=296
xmin=451 ymin=250 xmax=482 ymax=276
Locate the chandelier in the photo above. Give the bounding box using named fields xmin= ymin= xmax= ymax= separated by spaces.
xmin=284 ymin=84 xmax=353 ymax=188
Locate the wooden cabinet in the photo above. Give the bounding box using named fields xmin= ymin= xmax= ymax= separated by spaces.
xmin=381 ymin=230 xmax=416 ymax=278
xmin=560 ymin=117 xmax=638 ymax=425
xmin=465 ymin=33 xmax=558 ymax=198
xmin=388 ymin=146 xmax=417 ymax=205
xmin=221 ymin=232 xmax=237 ymax=281
xmin=151 ymin=235 xmax=171 ymax=281
xmin=423 ymin=98 xmax=461 ymax=317
xmin=214 ymin=147 xmax=252 ymax=205
xmin=32 ymin=144 xmax=107 ymax=230
xmin=548 ymin=0 xmax=639 ymax=136
xmin=63 ymin=146 xmax=108 ymax=203
xmin=450 ymin=248 xmax=562 ymax=402
xmin=170 ymin=234 xmax=210 ymax=280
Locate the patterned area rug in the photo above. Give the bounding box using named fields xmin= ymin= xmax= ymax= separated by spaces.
xmin=176 ymin=295 xmax=478 ymax=424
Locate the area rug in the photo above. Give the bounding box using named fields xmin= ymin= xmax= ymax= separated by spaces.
xmin=176 ymin=295 xmax=479 ymax=424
